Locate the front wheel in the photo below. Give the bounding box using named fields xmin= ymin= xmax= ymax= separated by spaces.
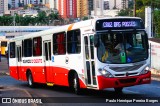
xmin=27 ymin=72 xmax=35 ymax=88
xmin=114 ymin=87 xmax=123 ymax=93
xmin=73 ymin=73 xmax=81 ymax=94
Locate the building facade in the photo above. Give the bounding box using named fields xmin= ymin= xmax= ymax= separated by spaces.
xmin=109 ymin=0 xmax=128 ymax=10
xmin=0 ymin=0 xmax=8 ymax=15
xmin=93 ymin=0 xmax=128 ymax=17
xmin=76 ymin=0 xmax=88 ymax=18
xmin=22 ymin=0 xmax=41 ymax=5
xmin=8 ymin=0 xmax=19 ymax=9
xmin=42 ymin=0 xmax=57 ymax=9
xmin=57 ymin=0 xmax=77 ymax=19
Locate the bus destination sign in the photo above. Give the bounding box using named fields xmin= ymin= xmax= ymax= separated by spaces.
xmin=96 ymin=19 xmax=144 ymax=31
xmin=103 ymin=21 xmax=136 ymax=28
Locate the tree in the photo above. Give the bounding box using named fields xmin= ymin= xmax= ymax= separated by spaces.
xmin=82 ymin=16 xmax=88 ymax=20
xmin=37 ymin=11 xmax=47 ymax=25
xmin=118 ymin=9 xmax=133 ymax=16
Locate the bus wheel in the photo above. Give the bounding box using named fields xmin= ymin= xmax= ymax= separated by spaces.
xmin=27 ymin=72 xmax=34 ymax=87
xmin=73 ymin=73 xmax=81 ymax=95
xmin=114 ymin=87 xmax=123 ymax=93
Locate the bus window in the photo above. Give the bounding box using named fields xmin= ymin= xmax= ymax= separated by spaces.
xmin=9 ymin=42 xmax=15 ymax=58
xmin=67 ymin=29 xmax=81 ymax=54
xmin=24 ymin=39 xmax=32 ymax=57
xmin=84 ymin=36 xmax=89 ymax=59
xmin=90 ymin=35 xmax=94 ymax=59
xmin=33 ymin=37 xmax=42 ymax=56
xmin=53 ymin=32 xmax=66 ymax=55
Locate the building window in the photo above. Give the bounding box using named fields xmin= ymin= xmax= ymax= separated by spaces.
xmin=33 ymin=37 xmax=42 ymax=56
xmin=67 ymin=29 xmax=81 ymax=54
xmin=9 ymin=42 xmax=15 ymax=58
xmin=53 ymin=32 xmax=66 ymax=55
xmin=23 ymin=39 xmax=32 ymax=57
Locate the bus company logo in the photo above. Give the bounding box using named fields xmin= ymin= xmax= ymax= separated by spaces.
xmin=126 ymin=72 xmax=129 ymax=77
xmin=23 ymin=59 xmax=42 ymax=63
xmin=2 ymin=98 xmax=11 ymax=103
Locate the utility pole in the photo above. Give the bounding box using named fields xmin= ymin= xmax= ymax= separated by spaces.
xmin=133 ymin=0 xmax=136 ymax=17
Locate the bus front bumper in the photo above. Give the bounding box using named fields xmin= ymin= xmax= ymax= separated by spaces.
xmin=97 ymin=71 xmax=151 ymax=90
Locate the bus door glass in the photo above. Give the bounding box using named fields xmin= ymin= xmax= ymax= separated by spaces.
xmin=84 ymin=34 xmax=97 ymax=86
xmin=16 ymin=46 xmax=22 ymax=80
xmin=43 ymin=41 xmax=52 ymax=82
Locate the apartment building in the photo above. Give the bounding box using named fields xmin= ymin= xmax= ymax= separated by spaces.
xmin=8 ymin=0 xmax=41 ymax=9
xmin=23 ymin=0 xmax=41 ymax=5
xmin=93 ymin=0 xmax=128 ymax=17
xmin=42 ymin=0 xmax=57 ymax=10
xmin=0 ymin=0 xmax=8 ymax=15
xmin=109 ymin=0 xmax=128 ymax=9
xmin=8 ymin=0 xmax=19 ymax=8
xmin=57 ymin=0 xmax=77 ymax=18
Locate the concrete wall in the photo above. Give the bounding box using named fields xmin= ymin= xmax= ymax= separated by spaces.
xmin=149 ymin=41 xmax=160 ymax=70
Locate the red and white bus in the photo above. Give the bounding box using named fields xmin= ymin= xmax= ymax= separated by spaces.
xmin=9 ymin=17 xmax=151 ymax=94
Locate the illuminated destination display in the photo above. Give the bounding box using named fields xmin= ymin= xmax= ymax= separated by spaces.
xmin=96 ymin=19 xmax=144 ymax=31
xmin=103 ymin=21 xmax=137 ymax=28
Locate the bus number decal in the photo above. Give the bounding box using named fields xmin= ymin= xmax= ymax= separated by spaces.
xmin=23 ymin=59 xmax=42 ymax=63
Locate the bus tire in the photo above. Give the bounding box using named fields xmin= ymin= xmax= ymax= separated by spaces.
xmin=73 ymin=73 xmax=81 ymax=95
xmin=27 ymin=72 xmax=34 ymax=88
xmin=114 ymin=87 xmax=123 ymax=93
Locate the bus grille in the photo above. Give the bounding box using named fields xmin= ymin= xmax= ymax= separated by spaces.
xmin=109 ymin=64 xmax=143 ymax=72
xmin=119 ymin=78 xmax=137 ymax=84
xmin=114 ymin=72 xmax=138 ymax=77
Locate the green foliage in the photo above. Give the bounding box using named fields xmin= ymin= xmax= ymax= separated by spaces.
xmin=136 ymin=0 xmax=144 ymax=9
xmin=82 ymin=16 xmax=88 ymax=20
xmin=136 ymin=7 xmax=145 ymax=21
xmin=154 ymin=10 xmax=160 ymax=37
xmin=0 ymin=11 xmax=61 ymax=26
xmin=118 ymin=9 xmax=133 ymax=16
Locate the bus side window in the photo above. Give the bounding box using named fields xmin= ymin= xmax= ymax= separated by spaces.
xmin=9 ymin=42 xmax=15 ymax=58
xmin=24 ymin=39 xmax=32 ymax=57
xmin=33 ymin=37 xmax=42 ymax=56
xmin=67 ymin=29 xmax=81 ymax=54
xmin=53 ymin=32 xmax=66 ymax=55
xmin=84 ymin=36 xmax=89 ymax=59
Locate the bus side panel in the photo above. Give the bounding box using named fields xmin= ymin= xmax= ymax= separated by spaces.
xmin=10 ymin=66 xmax=19 ymax=80
xmin=79 ymin=78 xmax=87 ymax=89
xmin=23 ymin=66 xmax=46 ymax=84
xmin=53 ymin=67 xmax=69 ymax=86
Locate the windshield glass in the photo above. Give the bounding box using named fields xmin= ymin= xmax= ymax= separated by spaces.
xmin=97 ymin=30 xmax=148 ymax=64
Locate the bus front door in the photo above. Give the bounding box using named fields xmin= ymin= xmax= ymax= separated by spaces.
xmin=84 ymin=35 xmax=97 ymax=87
xmin=43 ymin=41 xmax=53 ymax=84
xmin=16 ymin=46 xmax=22 ymax=80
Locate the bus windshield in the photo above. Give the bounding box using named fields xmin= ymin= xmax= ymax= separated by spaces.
xmin=97 ymin=30 xmax=148 ymax=64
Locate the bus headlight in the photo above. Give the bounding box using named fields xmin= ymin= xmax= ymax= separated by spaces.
xmin=140 ymin=66 xmax=150 ymax=75
xmin=98 ymin=68 xmax=113 ymax=78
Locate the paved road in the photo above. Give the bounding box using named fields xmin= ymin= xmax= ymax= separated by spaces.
xmin=0 ymin=76 xmax=160 ymax=106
